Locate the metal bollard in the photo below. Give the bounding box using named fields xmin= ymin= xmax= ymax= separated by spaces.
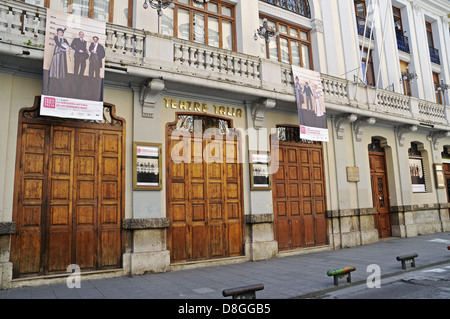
xmin=396 ymin=252 xmax=418 ymax=270
xmin=326 ymin=266 xmax=356 ymax=286
xmin=222 ymin=283 xmax=264 ymax=299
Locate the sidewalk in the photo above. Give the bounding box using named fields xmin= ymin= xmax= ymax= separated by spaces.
xmin=1 ymin=232 xmax=449 ymax=299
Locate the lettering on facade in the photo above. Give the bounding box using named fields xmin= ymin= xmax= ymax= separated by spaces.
xmin=164 ymin=97 xmax=243 ymax=118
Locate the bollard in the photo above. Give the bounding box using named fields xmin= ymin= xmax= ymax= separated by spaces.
xmin=326 ymin=266 xmax=356 ymax=286
xmin=396 ymin=252 xmax=418 ymax=270
xmin=222 ymin=283 xmax=264 ymax=299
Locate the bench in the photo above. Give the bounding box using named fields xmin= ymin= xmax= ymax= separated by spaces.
xmin=326 ymin=266 xmax=356 ymax=286
xmin=396 ymin=252 xmax=418 ymax=270
xmin=222 ymin=283 xmax=264 ymax=299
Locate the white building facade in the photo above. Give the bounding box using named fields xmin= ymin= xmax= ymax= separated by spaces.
xmin=0 ymin=0 xmax=449 ymax=288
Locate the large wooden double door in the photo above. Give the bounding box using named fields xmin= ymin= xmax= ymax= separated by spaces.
xmin=272 ymin=139 xmax=327 ymax=250
xmin=167 ymin=115 xmax=244 ymax=263
xmin=11 ymin=102 xmax=124 ymax=278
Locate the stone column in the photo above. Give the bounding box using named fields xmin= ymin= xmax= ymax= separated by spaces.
xmin=0 ymin=222 xmax=15 ymax=289
xmin=245 ymin=214 xmax=278 ymax=261
xmin=122 ymin=218 xmax=170 ymax=275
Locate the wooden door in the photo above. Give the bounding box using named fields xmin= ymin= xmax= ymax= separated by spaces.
xmin=11 ymin=101 xmax=124 ymax=278
xmin=167 ymin=115 xmax=244 ymax=263
xmin=443 ymin=163 xmax=450 ymax=203
xmin=369 ymin=151 xmax=391 ymax=238
xmin=272 ymin=139 xmax=327 ymax=251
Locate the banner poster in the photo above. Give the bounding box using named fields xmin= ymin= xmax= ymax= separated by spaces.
xmin=40 ymin=9 xmax=106 ymax=121
xmin=292 ymin=65 xmax=329 ymax=142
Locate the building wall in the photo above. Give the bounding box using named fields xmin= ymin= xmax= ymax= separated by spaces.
xmin=0 ymin=0 xmax=450 ymax=287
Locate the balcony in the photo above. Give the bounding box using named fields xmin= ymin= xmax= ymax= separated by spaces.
xmin=0 ymin=0 xmax=447 ymax=129
xmin=396 ymin=33 xmax=410 ymax=54
xmin=429 ymin=46 xmax=440 ymax=65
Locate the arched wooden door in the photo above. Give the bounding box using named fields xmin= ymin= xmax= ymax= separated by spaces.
xmin=166 ymin=114 xmax=244 ymax=263
xmin=271 ymin=126 xmax=327 ymax=251
xmin=368 ymin=138 xmax=391 ymax=238
xmin=10 ymin=97 xmax=125 ymax=278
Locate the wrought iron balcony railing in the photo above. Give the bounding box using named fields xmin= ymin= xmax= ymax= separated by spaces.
xmin=429 ymin=46 xmax=440 ymax=65
xmin=396 ymin=33 xmax=410 ymax=54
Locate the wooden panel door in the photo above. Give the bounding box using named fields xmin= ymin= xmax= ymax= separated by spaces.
xmin=272 ymin=141 xmax=326 ymax=250
xmin=11 ymin=124 xmax=49 ymax=275
xmin=369 ymin=152 xmax=391 ymax=238
xmin=11 ymin=115 xmax=123 ymax=278
xmin=47 ymin=126 xmax=74 ymax=273
xmin=167 ymin=117 xmax=243 ymax=263
xmin=98 ymin=130 xmax=123 ymax=268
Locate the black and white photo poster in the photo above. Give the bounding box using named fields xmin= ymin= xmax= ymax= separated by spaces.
xmin=40 ymin=9 xmax=106 ymax=121
xmin=292 ymin=65 xmax=328 ymax=142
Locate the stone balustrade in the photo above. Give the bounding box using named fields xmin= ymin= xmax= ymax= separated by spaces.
xmin=0 ymin=0 xmax=447 ymax=128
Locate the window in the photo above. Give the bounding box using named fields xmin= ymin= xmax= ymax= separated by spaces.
xmin=162 ymin=0 xmax=235 ymax=51
xmin=354 ymin=0 xmax=373 ymax=39
xmin=434 ymin=72 xmax=443 ymax=105
xmin=393 ymin=6 xmax=409 ymax=53
xmin=426 ymin=22 xmax=440 ymax=64
xmin=360 ymin=47 xmax=375 ymax=86
xmin=20 ymin=0 xmax=116 ymax=23
xmin=259 ymin=16 xmax=312 ymax=69
xmin=261 ymin=0 xmax=311 ymax=19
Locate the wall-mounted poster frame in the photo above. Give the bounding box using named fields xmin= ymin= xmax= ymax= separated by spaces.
xmin=409 ymin=156 xmax=426 ymax=192
xmin=133 ymin=142 xmax=162 ymax=190
xmin=249 ymin=151 xmax=271 ymax=190
xmin=434 ymin=163 xmax=445 ymax=189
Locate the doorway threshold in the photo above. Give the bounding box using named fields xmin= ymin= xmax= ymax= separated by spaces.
xmin=170 ymin=256 xmax=247 ymax=272
xmin=11 ymin=268 xmax=124 ymax=289
xmin=277 ymin=245 xmax=331 ymax=258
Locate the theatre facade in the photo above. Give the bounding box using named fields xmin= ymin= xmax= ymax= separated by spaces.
xmin=0 ymin=0 xmax=449 ymax=288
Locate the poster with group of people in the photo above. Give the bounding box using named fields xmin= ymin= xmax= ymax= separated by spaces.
xmin=40 ymin=9 xmax=106 ymax=121
xmin=292 ymin=65 xmax=329 ymax=142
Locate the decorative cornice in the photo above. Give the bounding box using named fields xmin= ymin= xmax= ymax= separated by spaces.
xmin=140 ymin=78 xmax=165 ymax=118
xmin=335 ymin=113 xmax=358 ymax=139
xmin=431 ymin=130 xmax=450 ymax=151
xmin=251 ymin=98 xmax=276 ymax=129
xmin=397 ymin=124 xmax=417 ymax=147
xmin=353 ymin=116 xmax=376 ymax=142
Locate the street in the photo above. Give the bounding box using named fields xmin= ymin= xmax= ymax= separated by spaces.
xmin=315 ymin=262 xmax=450 ymax=299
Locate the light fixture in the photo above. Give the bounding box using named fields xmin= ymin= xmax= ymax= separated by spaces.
xmin=254 ymin=18 xmax=279 ymax=43
xmin=143 ymin=0 xmax=175 ymax=33
xmin=436 ymin=80 xmax=449 ymax=93
xmin=143 ymin=0 xmax=175 ymax=17
xmin=401 ymin=66 xmax=417 ymax=83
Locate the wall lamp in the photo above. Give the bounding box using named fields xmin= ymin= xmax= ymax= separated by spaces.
xmin=254 ymin=18 xmax=279 ymax=43
xmin=143 ymin=0 xmax=175 ymax=17
xmin=401 ymin=66 xmax=418 ymax=83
